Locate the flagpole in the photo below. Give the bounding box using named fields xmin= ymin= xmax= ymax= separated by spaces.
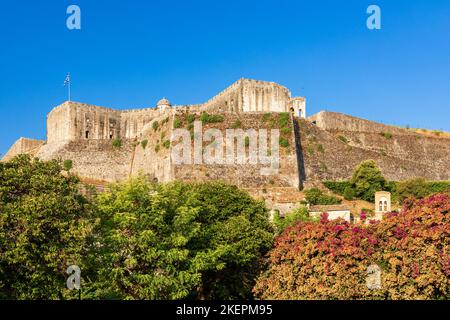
xmin=68 ymin=78 xmax=71 ymax=101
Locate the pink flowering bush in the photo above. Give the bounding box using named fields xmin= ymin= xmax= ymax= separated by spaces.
xmin=254 ymin=193 xmax=449 ymax=300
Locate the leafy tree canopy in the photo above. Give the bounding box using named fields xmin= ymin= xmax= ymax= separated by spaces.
xmin=0 ymin=155 xmax=95 ymax=299
xmin=88 ymin=178 xmax=273 ymax=300
xmin=350 ymin=160 xmax=387 ymax=201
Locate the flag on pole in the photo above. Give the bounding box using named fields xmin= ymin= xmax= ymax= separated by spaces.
xmin=63 ymin=73 xmax=71 ymax=101
xmin=64 ymin=73 xmax=71 ymax=86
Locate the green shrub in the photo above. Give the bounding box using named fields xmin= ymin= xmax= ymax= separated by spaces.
xmin=262 ymin=113 xmax=271 ymax=122
xmin=350 ymin=160 xmax=387 ymax=202
xmin=427 ymin=181 xmax=450 ymax=193
xmin=304 ymin=188 xmax=342 ymax=205
xmin=63 ymin=159 xmax=73 ymax=171
xmin=396 ymin=178 xmax=432 ymax=203
xmin=163 ymin=140 xmax=171 ymax=149
xmin=112 ymin=138 xmax=122 ymax=148
xmin=245 ymin=136 xmax=250 ymax=147
xmin=323 ymin=181 xmax=353 ymax=195
xmin=141 ymin=139 xmax=148 ymax=149
xmin=281 ymin=127 xmax=291 ymax=135
xmin=173 ymin=118 xmax=182 ymax=129
xmin=278 ymin=112 xmax=290 ymax=127
xmin=316 ymin=144 xmax=324 ymax=152
xmin=232 ymin=119 xmax=241 ymax=129
xmin=186 ymin=114 xmax=196 ymax=124
xmin=279 ymin=137 xmax=289 ymax=148
xmin=380 ymin=132 xmax=393 ymax=139
xmin=152 ymin=121 xmax=159 ymax=131
xmin=307 ymin=145 xmax=314 ymax=156
xmin=343 ymin=186 xmax=356 ymax=200
xmin=272 ymin=206 xmax=314 ymax=235
xmin=155 ymin=144 xmax=160 ymax=153
xmin=200 ymin=112 xmax=224 ymax=123
xmin=432 ymin=130 xmax=442 ymax=136
xmin=338 ymin=135 xmax=348 ymax=144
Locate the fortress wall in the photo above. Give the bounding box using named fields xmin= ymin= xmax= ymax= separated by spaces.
xmin=54 ymin=139 xmax=134 ymax=182
xmin=47 ymin=102 xmax=122 ymax=143
xmin=47 ymin=103 xmax=72 ymax=144
xmin=70 ymin=103 xmax=122 ymax=140
xmin=200 ymin=79 xmax=292 ymax=114
xmin=131 ymin=113 xmax=174 ymax=183
xmin=120 ymin=108 xmax=160 ymax=139
xmin=241 ymin=80 xmax=291 ymax=113
xmin=298 ymin=118 xmax=450 ymax=182
xmin=170 ymin=113 xmax=299 ymax=188
xmin=308 ymin=111 xmax=411 ymax=135
xmin=331 ymin=130 xmax=450 ymax=171
xmin=2 ymin=137 xmax=45 ymax=161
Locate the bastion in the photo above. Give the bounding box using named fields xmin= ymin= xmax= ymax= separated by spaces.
xmin=3 ymin=78 xmax=450 ymax=212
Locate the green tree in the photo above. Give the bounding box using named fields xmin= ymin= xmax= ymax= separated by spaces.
xmin=272 ymin=205 xmax=315 ymax=234
xmin=350 ymin=160 xmax=386 ymax=201
xmin=343 ymin=186 xmax=356 ymax=200
xmin=89 ymin=178 xmax=273 ymax=300
xmin=396 ymin=178 xmax=430 ymax=203
xmin=0 ymin=155 xmax=95 ymax=299
xmin=304 ymin=188 xmax=341 ymax=205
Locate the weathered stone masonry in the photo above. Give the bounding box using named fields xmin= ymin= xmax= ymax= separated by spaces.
xmin=3 ymin=78 xmax=449 ymax=198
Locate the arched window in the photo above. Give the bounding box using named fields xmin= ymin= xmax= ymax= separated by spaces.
xmin=383 ymin=201 xmax=388 ymax=212
xmin=379 ymin=201 xmax=383 ymax=212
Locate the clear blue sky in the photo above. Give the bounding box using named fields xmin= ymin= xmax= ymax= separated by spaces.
xmin=1 ymin=0 xmax=449 ymax=156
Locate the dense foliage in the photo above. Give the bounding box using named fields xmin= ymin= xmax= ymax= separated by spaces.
xmin=254 ymin=193 xmax=450 ymax=300
xmin=396 ymin=178 xmax=450 ymax=204
xmin=304 ymin=188 xmax=342 ymax=205
xmin=272 ymin=206 xmax=314 ymax=235
xmin=1 ymin=155 xmax=448 ymax=300
xmin=0 ymin=155 xmax=95 ymax=299
xmin=350 ymin=160 xmax=387 ymax=201
xmin=324 ymin=176 xmax=449 ymax=204
xmin=0 ymin=158 xmax=273 ymax=300
xmin=88 ymin=179 xmax=273 ymax=300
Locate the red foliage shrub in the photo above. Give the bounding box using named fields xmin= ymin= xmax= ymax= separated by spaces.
xmin=254 ymin=193 xmax=449 ymax=300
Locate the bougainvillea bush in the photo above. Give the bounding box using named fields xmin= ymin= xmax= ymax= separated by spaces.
xmin=254 ymin=193 xmax=449 ymax=300
xmin=373 ymin=193 xmax=449 ymax=299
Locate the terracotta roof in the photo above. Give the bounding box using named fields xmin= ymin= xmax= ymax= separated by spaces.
xmin=309 ymin=204 xmax=350 ymax=212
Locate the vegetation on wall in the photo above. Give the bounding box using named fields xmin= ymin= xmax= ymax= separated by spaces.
xmin=200 ymin=112 xmax=224 ymax=124
xmin=379 ymin=132 xmax=393 ymax=139
xmin=173 ymin=118 xmax=182 ymax=129
xmin=140 ymin=139 xmax=148 ymax=150
xmin=152 ymin=121 xmax=159 ymax=131
xmin=112 ymin=138 xmax=122 ymax=148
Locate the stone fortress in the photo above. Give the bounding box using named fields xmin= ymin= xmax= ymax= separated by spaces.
xmin=3 ymin=78 xmax=450 ymax=216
